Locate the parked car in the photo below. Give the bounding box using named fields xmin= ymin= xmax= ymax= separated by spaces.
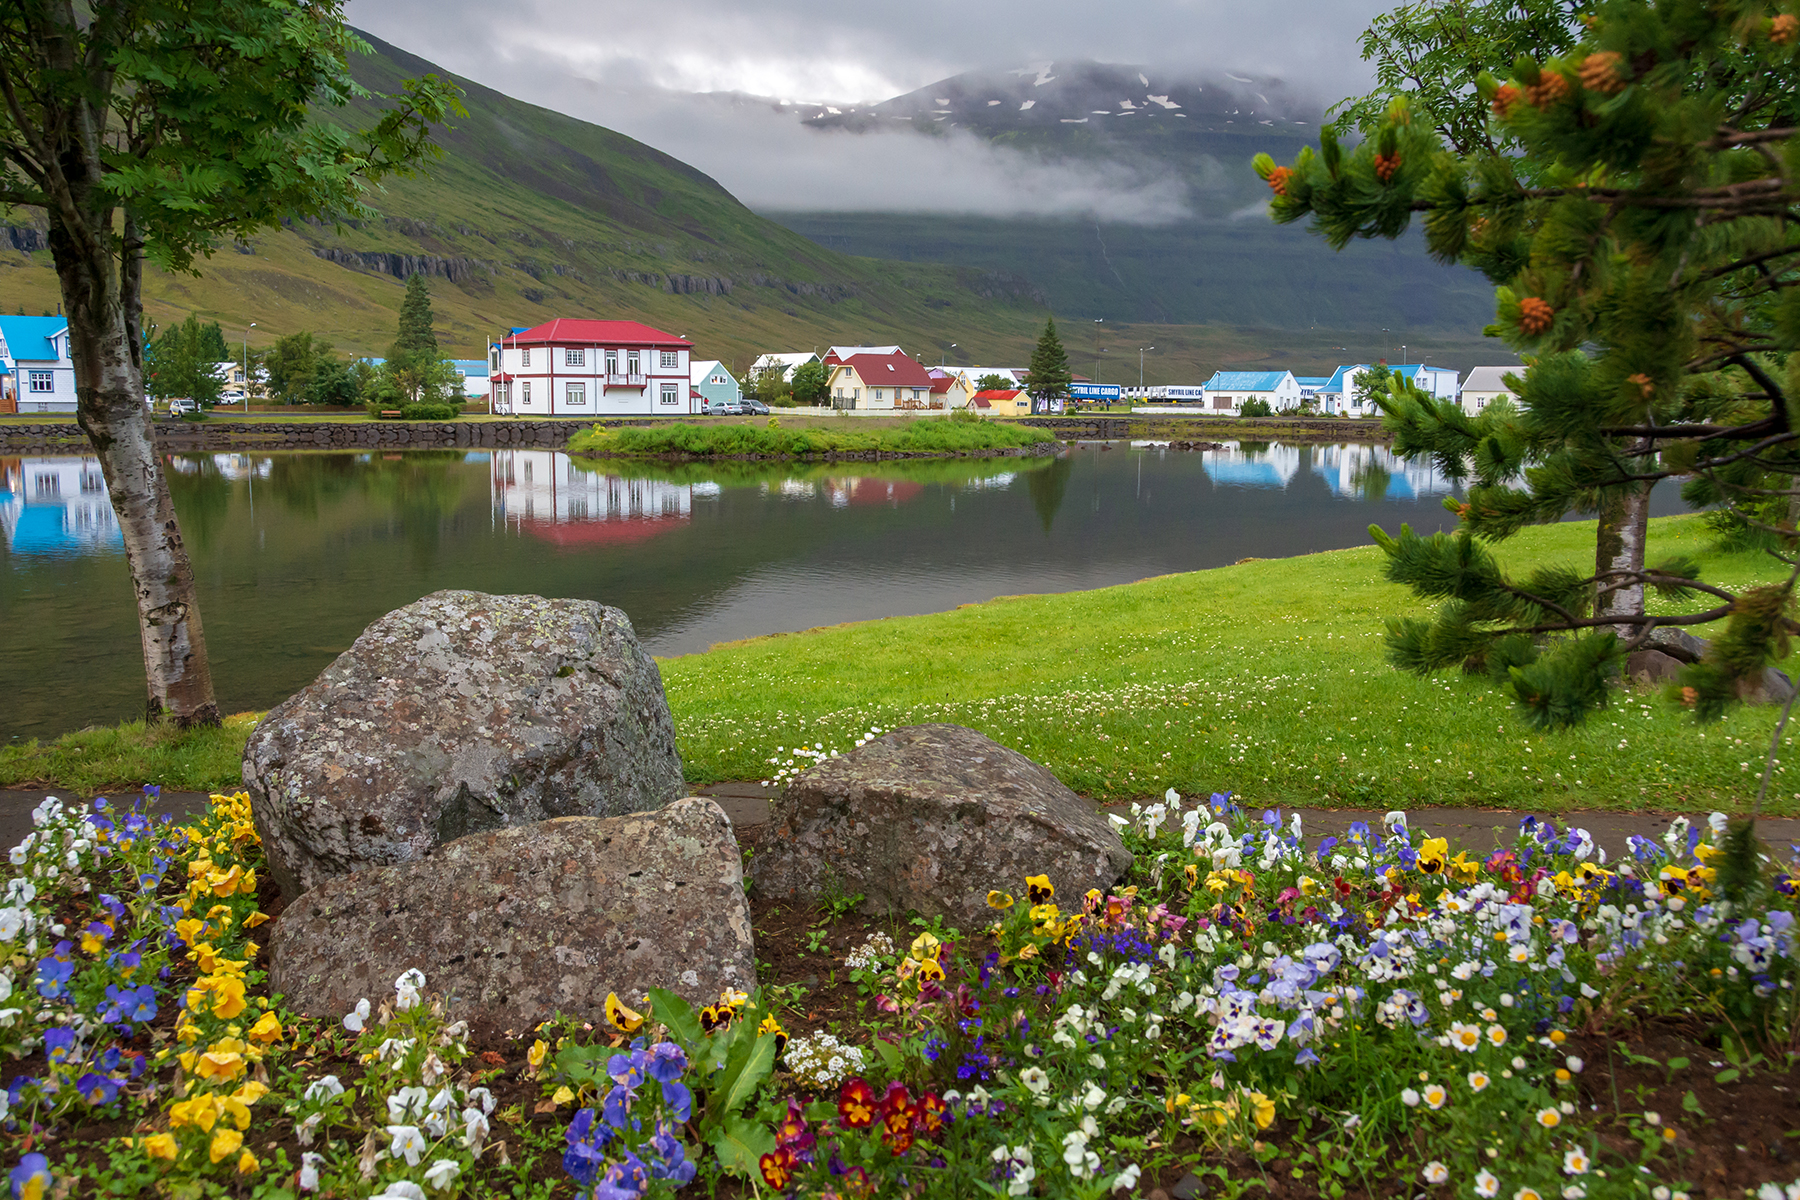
xmin=704 ymin=398 xmax=745 ymax=415
xmin=739 ymin=398 xmax=770 ymax=415
xmin=167 ymin=398 xmax=197 ymax=416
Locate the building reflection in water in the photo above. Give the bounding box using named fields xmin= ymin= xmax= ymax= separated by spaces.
xmin=0 ymin=456 xmax=121 ymax=556
xmin=490 ymin=450 xmax=694 ymax=547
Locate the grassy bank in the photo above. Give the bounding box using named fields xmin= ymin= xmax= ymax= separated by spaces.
xmin=0 ymin=713 xmax=258 ymax=795
xmin=5 ymin=514 xmax=1784 ymax=810
xmin=662 ymin=512 xmax=1786 ymax=815
xmin=567 ymin=417 xmax=1049 ymax=458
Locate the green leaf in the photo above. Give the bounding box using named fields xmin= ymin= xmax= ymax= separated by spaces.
xmin=872 ymin=1037 xmax=907 ymax=1076
xmin=711 ymin=1113 xmax=777 ymax=1176
xmin=1666 ymin=1056 xmax=1690 ymax=1071
xmin=1682 ymin=1089 xmax=1705 ymax=1115
xmin=704 ymin=1028 xmax=779 ymax=1126
xmin=646 ymin=987 xmax=704 ymax=1048
xmin=1715 ymin=1068 xmax=1741 ymax=1084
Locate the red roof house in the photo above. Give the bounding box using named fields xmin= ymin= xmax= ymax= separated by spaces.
xmin=824 ymin=351 xmax=941 ymax=411
xmin=491 ymin=318 xmax=694 ymax=416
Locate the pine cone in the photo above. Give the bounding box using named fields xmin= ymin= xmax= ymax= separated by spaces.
xmin=1578 ymin=52 xmax=1626 ymax=94
xmin=1774 ymin=13 xmax=1799 ymax=44
xmin=1525 ymin=72 xmax=1571 ymax=109
xmin=1491 ymin=85 xmax=1522 ymax=118
xmin=1374 ymin=153 xmax=1402 ymax=183
xmin=1266 ymin=166 xmax=1294 ymax=197
xmin=1518 ymin=297 xmax=1555 ymax=335
xmin=1470 ymin=217 xmax=1491 ymax=241
xmin=1627 ymin=372 xmax=1654 ymax=399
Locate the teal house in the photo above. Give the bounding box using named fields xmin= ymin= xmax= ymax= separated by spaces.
xmin=690 ymin=360 xmax=740 ymax=407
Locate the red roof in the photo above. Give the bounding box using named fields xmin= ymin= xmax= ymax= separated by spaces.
xmin=973 ymin=389 xmax=1023 ymax=401
xmin=505 ymin=319 xmax=690 ymax=348
xmin=837 ymin=352 xmax=933 ymax=389
xmin=928 ymin=375 xmax=953 ymax=394
xmin=971 ymin=396 xmax=992 ymax=409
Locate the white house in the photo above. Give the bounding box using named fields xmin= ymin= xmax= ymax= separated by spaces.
xmin=1460 ymin=366 xmax=1519 ymax=415
xmin=489 ymin=449 xmax=694 ymax=543
xmin=748 ymin=351 xmax=818 ymax=382
xmin=1322 ymin=362 xmax=1460 ymax=416
xmin=823 ymin=345 xmax=904 ymax=368
xmin=490 ymin=319 xmax=691 ymax=416
xmin=1200 ymin=370 xmax=1301 ymax=414
xmin=0 ymin=316 xmax=77 ymax=414
xmin=1394 ymin=364 xmax=1460 ymax=404
xmin=450 ymin=359 xmax=490 ymax=402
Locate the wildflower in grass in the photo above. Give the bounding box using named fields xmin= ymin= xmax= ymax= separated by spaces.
xmin=1449 ymin=1022 xmax=1482 ymax=1052
xmin=1400 ymin=1087 xmax=1421 ymax=1106
xmin=1535 ymin=1107 xmax=1561 ymax=1129
xmin=1423 ymin=1083 xmax=1447 ymax=1110
xmin=1561 ymin=1146 xmax=1590 ymax=1175
xmin=1475 ymin=1169 xmax=1501 ymax=1198
xmin=1423 ymin=1161 xmax=1450 ymax=1183
xmin=1468 ymin=1070 xmax=1490 ymax=1092
xmin=1515 ymin=1188 xmax=1544 ymax=1200
xmin=1487 ymin=1024 xmax=1508 ymax=1048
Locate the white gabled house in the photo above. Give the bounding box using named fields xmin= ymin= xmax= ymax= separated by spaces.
xmin=490 ymin=319 xmax=692 ymax=416
xmin=1323 ymin=362 xmax=1460 ymax=416
xmin=1200 ymin=370 xmax=1301 ymax=414
xmin=1460 ymin=366 xmax=1519 ymax=415
xmin=826 ymin=351 xmax=939 ymax=411
xmin=0 ymin=316 xmax=77 ymax=414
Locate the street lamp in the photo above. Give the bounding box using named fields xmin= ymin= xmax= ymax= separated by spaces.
xmin=942 ymin=343 xmax=956 ymax=366
xmin=1381 ymin=327 xmax=1391 ymax=365
xmin=243 ymin=323 xmax=255 ymax=413
xmin=1093 ymin=319 xmax=1104 ymax=388
xmin=1138 ymin=345 xmax=1154 ymax=389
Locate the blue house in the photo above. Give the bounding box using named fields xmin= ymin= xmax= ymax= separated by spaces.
xmin=0 ymin=316 xmax=77 ymax=414
xmin=690 ymin=360 xmax=741 ymax=407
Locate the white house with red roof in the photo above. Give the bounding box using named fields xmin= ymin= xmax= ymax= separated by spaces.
xmin=490 ymin=318 xmax=693 ymax=416
xmin=825 ymin=350 xmax=939 ymax=411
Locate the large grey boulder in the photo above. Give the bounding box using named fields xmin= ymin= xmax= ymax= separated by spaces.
xmin=267 ymin=798 xmax=753 ymax=1031
xmin=244 ymin=590 xmax=684 ymax=899
xmin=751 ymin=724 xmax=1132 ymax=926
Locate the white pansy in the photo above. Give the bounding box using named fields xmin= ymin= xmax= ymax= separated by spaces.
xmin=423 ymin=1159 xmax=462 ymax=1190
xmin=342 ymin=998 xmax=371 ymax=1033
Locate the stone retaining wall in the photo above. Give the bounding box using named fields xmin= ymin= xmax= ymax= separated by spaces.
xmin=0 ymin=418 xmax=615 ymax=452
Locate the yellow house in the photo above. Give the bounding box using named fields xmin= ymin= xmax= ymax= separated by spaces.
xmin=826 ymin=350 xmax=939 ymax=410
xmin=973 ymin=388 xmax=1030 ymax=417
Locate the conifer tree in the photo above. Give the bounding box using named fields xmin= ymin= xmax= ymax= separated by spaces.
xmin=1255 ymin=0 xmax=1800 ymax=739
xmin=1025 ymin=318 xmax=1072 ymax=413
xmin=391 ymin=272 xmax=439 ymax=364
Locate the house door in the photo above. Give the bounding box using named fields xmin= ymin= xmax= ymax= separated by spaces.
xmin=0 ymin=379 xmax=14 ymax=415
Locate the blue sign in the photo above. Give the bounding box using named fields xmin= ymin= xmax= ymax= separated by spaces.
xmin=1070 ymin=383 xmax=1122 ymax=401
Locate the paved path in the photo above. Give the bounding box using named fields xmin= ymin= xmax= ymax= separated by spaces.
xmin=4 ymin=782 xmax=1789 ymax=862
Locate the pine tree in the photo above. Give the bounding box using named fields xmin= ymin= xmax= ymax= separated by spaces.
xmin=1256 ymin=0 xmax=1800 ymax=739
xmin=391 ymin=273 xmax=439 ymax=363
xmin=1025 ymin=318 xmax=1071 ymax=412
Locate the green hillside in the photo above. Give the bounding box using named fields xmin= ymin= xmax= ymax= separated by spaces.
xmin=0 ymin=33 xmax=1051 ymax=369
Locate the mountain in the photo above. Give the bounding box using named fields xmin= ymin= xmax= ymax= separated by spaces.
xmin=0 ymin=33 xmax=1052 ymax=372
xmin=763 ymin=61 xmax=1501 ymax=335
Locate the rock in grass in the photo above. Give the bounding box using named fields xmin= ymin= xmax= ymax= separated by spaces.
xmin=750 ymin=723 xmax=1131 ymax=925
xmin=267 ymin=799 xmax=752 ymax=1030
xmin=243 ymin=590 xmax=684 ymax=899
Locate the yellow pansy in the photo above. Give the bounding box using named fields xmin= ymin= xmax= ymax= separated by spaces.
xmin=1025 ymin=874 xmax=1054 ymax=904
xmin=209 ymin=1128 xmax=243 ymax=1164
xmin=604 ymin=993 xmax=644 ymax=1033
xmin=139 ymin=1132 xmax=177 ymax=1160
xmin=986 ymin=890 xmax=1015 ymax=910
xmin=247 ymin=1011 xmax=282 ymax=1046
xmin=909 ymin=932 xmax=941 ymax=962
xmin=527 ymin=1039 xmax=549 ymax=1069
xmin=1247 ymin=1091 xmax=1275 ymax=1129
xmin=551 ymin=1085 xmax=575 ymax=1106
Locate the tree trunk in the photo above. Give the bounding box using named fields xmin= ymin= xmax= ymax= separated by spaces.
xmin=1594 ymin=485 xmax=1651 ymax=640
xmin=53 ymin=212 xmax=220 ymax=728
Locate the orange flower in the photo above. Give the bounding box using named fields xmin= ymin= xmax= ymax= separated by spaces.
xmin=916 ymin=1092 xmax=947 ymax=1136
xmin=1491 ymin=85 xmax=1522 ymax=117
xmin=1266 ymin=166 xmax=1294 ymax=196
xmin=838 ymin=1078 xmax=878 ymax=1129
xmin=1775 ymin=13 xmax=1799 ymax=44
xmin=758 ymin=1146 xmax=795 ymax=1190
xmin=1518 ymin=297 xmax=1555 ymax=334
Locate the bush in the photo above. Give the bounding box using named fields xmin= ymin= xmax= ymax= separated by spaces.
xmin=1239 ymin=397 xmax=1274 ymax=417
xmin=401 ymin=402 xmax=460 ymax=420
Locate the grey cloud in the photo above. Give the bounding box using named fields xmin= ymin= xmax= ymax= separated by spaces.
xmin=345 ymin=0 xmax=1390 ymax=220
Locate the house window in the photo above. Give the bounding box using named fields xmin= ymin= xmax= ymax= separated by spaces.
xmin=606 ymin=351 xmax=618 ymax=375
xmin=80 ymin=472 xmax=103 ymax=494
xmin=33 ymin=472 xmax=59 ymax=497
xmin=565 ymin=348 xmax=585 ymax=368
xmin=874 ymin=389 xmax=883 ymax=401
xmin=520 ymin=382 xmax=531 ymax=405
xmin=660 ymin=383 xmax=679 ymax=405
xmin=566 ymin=382 xmax=587 ymax=405
xmin=28 ymin=371 xmax=53 ymax=393
xmin=626 ymin=351 xmax=640 ymax=375
xmin=660 ymin=350 xmax=678 ymax=369
xmin=521 ymin=347 xmax=531 ymax=368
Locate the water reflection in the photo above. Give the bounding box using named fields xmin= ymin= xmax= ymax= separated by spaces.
xmin=0 ymin=456 xmax=120 ymax=557
xmin=492 ymin=449 xmax=694 ymax=547
xmin=1127 ymin=441 xmax=1457 ymax=499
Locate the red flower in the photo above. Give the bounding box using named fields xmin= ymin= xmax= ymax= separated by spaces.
xmin=916 ymin=1092 xmax=947 ymax=1136
xmin=759 ymin=1146 xmax=795 ymax=1189
xmin=838 ymin=1078 xmax=878 ymax=1129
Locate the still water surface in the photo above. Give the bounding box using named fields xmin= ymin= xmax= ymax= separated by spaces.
xmin=0 ymin=442 xmax=1680 ymax=741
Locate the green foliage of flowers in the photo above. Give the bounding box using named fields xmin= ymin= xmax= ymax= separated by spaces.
xmin=566 ymin=419 xmax=1050 ymax=459
xmin=0 ymin=713 xmax=259 ymax=795
xmin=670 ymin=514 xmax=1789 ymax=813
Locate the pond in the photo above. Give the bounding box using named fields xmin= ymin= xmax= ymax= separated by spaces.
xmin=0 ymin=442 xmax=1685 ymax=741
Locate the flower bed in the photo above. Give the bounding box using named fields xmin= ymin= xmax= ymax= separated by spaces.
xmin=2 ymin=784 xmax=1798 ymax=1198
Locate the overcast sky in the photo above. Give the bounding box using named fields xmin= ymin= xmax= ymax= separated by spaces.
xmin=344 ymin=0 xmax=1392 ymax=220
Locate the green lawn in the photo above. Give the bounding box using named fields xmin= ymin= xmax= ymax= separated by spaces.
xmin=4 ymin=514 xmax=1782 ymax=811
xmin=662 ymin=512 xmax=1787 ymax=815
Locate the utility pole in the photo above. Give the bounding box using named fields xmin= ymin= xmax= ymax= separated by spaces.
xmin=1093 ymin=319 xmax=1103 ymax=386
xmin=243 ymin=323 xmax=255 ymax=413
xmin=1138 ymin=345 xmax=1154 ymax=388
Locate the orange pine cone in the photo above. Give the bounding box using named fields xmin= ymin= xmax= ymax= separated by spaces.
xmin=1374 ymin=153 xmax=1402 ymax=183
xmin=1518 ymin=296 xmax=1555 ymax=335
xmin=1578 ymin=52 xmax=1626 ymax=95
xmin=1627 ymin=372 xmax=1654 ymax=399
xmin=1491 ymin=85 xmax=1522 ymax=117
xmin=1525 ymin=72 xmax=1571 ymax=109
xmin=1775 ymin=13 xmax=1799 ymax=44
xmin=1266 ymin=166 xmax=1294 ymax=197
